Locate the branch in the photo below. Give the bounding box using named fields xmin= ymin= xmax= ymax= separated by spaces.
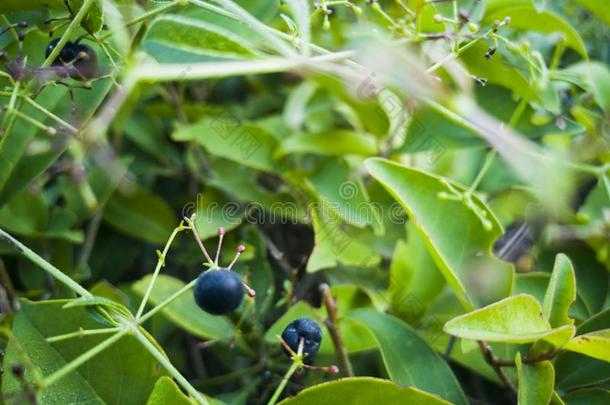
xmin=319 ymin=283 xmax=354 ymax=377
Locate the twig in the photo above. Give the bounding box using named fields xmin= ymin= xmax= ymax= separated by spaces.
xmin=319 ymin=284 xmax=354 ymax=377
xmin=477 ymin=341 xmax=515 ymax=392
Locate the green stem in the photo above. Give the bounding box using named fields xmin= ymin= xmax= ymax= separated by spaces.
xmin=135 ymin=223 xmax=186 ymax=320
xmin=131 ymin=51 xmax=354 ymax=82
xmin=4 ymin=106 xmax=56 ymax=134
xmin=468 ymin=150 xmax=496 ymax=193
xmin=42 ymin=0 xmax=97 ymax=68
xmin=267 ymin=361 xmax=300 ymax=405
xmin=46 ymin=327 xmax=121 ymax=343
xmin=44 ymin=328 xmax=128 ymax=387
xmin=132 ymin=327 xmax=208 ymax=405
xmin=100 ymin=0 xmax=184 ymax=40
xmin=0 ymin=228 xmax=91 ymax=297
xmin=22 ymin=95 xmax=78 ymax=134
xmin=138 ymin=279 xmax=197 ymax=324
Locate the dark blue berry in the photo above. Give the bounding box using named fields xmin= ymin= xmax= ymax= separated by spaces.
xmin=45 ymin=39 xmax=77 ymax=65
xmin=193 ymin=269 xmax=244 ymax=315
xmin=281 ymin=317 xmax=322 ymax=363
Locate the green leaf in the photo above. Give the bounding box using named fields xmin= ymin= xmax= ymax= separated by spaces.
xmin=484 ymin=6 xmax=588 ymax=58
xmin=307 ymin=205 xmax=381 ymax=272
xmin=562 ymin=62 xmax=610 ymax=112
xmin=460 ymin=42 xmax=537 ymax=101
xmin=366 ymin=158 xmax=513 ymax=310
xmin=444 ymin=294 xmax=557 ymax=343
xmin=574 ymin=0 xmax=610 ymax=25
xmin=132 ymin=274 xmax=235 ymax=341
xmin=68 ymin=0 xmax=104 ymax=34
xmin=173 ymin=117 xmax=279 ymax=172
xmin=389 ymin=221 xmax=445 ymax=321
xmin=0 ymin=0 xmax=64 ymax=12
xmin=2 ymin=299 xmax=163 ymax=404
xmin=515 ymin=352 xmax=554 ymax=405
xmin=144 ymin=15 xmax=258 ymax=62
xmin=147 ymin=376 xmax=196 ymax=405
xmin=563 ymin=329 xmax=610 ymax=363
xmin=543 ymin=254 xmax=576 ymax=328
xmin=563 ymin=389 xmax=610 ymax=405
xmin=279 ymin=377 xmax=452 ymax=405
xmin=276 ymin=130 xmax=378 ymax=157
xmin=348 ymin=309 xmax=467 ymax=405
xmin=103 ymin=184 xmax=176 ymax=244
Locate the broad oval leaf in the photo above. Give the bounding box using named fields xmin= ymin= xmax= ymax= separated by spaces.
xmin=103 ymin=185 xmax=175 ymax=244
xmin=366 ymin=158 xmax=513 ymax=310
xmin=68 ymin=0 xmax=104 ymax=34
xmin=563 ymin=388 xmax=610 ymax=405
xmin=147 ymin=376 xmax=195 ymax=405
xmin=444 ymin=294 xmax=555 ymax=343
xmin=132 ymin=274 xmax=235 ymax=341
xmin=543 ymin=254 xmax=576 ymax=328
xmin=173 ymin=117 xmax=279 ymax=172
xmin=279 ymin=377 xmax=452 ymax=405
xmin=144 ymin=15 xmax=258 ymax=62
xmin=484 ymin=6 xmax=587 ymax=58
xmin=276 ymin=130 xmax=378 ymax=157
xmin=563 ymin=329 xmax=610 ymax=363
xmin=516 ymin=352 xmax=554 ymax=405
xmin=348 ymin=309 xmax=468 ymax=405
xmin=2 ymin=299 xmax=163 ymax=404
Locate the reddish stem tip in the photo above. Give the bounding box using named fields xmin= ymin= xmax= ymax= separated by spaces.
xmin=237 ymin=245 xmax=246 ymax=253
xmin=328 ymin=365 xmax=339 ymax=374
xmin=218 ymin=227 xmax=225 ymax=236
xmin=246 ymin=287 xmax=256 ymax=297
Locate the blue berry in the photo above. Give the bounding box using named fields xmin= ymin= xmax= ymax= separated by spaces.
xmin=281 ymin=317 xmax=322 ymax=363
xmin=193 ymin=269 xmax=244 ymax=315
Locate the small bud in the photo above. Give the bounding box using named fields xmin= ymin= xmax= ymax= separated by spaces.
xmin=218 ymin=227 xmax=225 ymax=236
xmin=17 ymin=21 xmax=28 ymax=28
xmin=46 ymin=127 xmax=57 ymax=136
xmin=328 ymin=365 xmax=340 ymax=374
xmin=467 ymin=22 xmax=479 ymax=33
xmin=17 ymin=31 xmax=25 ymax=41
xmin=246 ymin=286 xmax=256 ymax=297
xmin=504 ymin=16 xmax=512 ymax=24
xmin=237 ymin=245 xmax=245 ymax=254
xmin=433 ymin=14 xmax=444 ymax=24
xmin=351 ymin=5 xmax=362 ymax=15
xmin=10 ymin=364 xmax=24 ymax=377
xmin=323 ymin=15 xmax=330 ymax=31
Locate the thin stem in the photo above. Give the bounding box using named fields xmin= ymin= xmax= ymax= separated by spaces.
xmin=3 ymin=106 xmax=56 ymax=135
xmin=468 ymin=150 xmax=496 ymax=193
xmin=42 ymin=0 xmax=97 ymax=68
xmin=133 ymin=327 xmax=208 ymax=404
xmin=214 ymin=229 xmax=224 ymax=266
xmin=22 ymin=95 xmax=78 ymax=133
xmin=267 ymin=361 xmax=300 ymax=405
xmin=186 ymin=216 xmax=214 ymax=265
xmin=477 ymin=341 xmax=516 ymax=392
xmin=100 ymin=0 xmax=184 ymax=40
xmin=0 ymin=228 xmax=91 ymax=297
xmin=130 ymin=51 xmax=355 ymax=82
xmin=138 ymin=279 xmax=197 ymax=324
xmin=44 ymin=328 xmax=128 ymax=387
xmin=320 ymin=284 xmax=353 ymax=376
xmin=46 ymin=327 xmax=121 ymax=343
xmin=135 ymin=223 xmax=187 ymax=320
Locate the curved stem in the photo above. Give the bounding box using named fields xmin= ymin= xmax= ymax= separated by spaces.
xmin=46 ymin=327 xmax=121 ymax=343
xmin=267 ymin=361 xmax=300 ymax=405
xmin=135 ymin=223 xmax=187 ymax=319
xmin=138 ymin=279 xmax=197 ymax=324
xmin=132 ymin=327 xmax=208 ymax=404
xmin=44 ymin=328 xmax=128 ymax=387
xmin=0 ymin=228 xmax=91 ymax=297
